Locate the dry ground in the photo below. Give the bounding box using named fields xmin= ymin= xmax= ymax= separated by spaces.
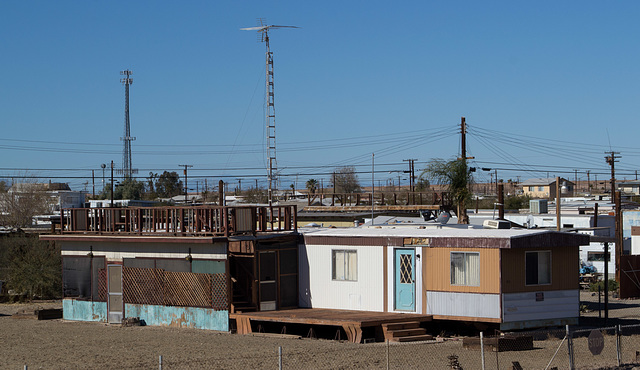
xmin=1 ymin=300 xmax=639 ymax=369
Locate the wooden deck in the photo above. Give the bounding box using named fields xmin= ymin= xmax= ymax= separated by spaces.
xmin=231 ymin=308 xmax=432 ymax=343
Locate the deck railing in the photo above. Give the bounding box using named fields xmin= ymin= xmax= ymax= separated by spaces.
xmin=60 ymin=205 xmax=297 ymax=237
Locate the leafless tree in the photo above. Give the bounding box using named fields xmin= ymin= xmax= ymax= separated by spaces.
xmin=0 ymin=177 xmax=55 ymax=228
xmin=332 ymin=166 xmax=361 ymax=193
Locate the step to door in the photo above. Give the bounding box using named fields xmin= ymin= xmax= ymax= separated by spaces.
xmin=382 ymin=321 xmax=433 ymax=343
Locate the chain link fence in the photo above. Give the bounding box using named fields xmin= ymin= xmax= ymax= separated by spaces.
xmin=142 ymin=325 xmax=640 ymax=369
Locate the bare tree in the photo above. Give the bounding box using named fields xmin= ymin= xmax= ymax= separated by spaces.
xmin=0 ymin=179 xmax=54 ymax=228
xmin=332 ymin=166 xmax=361 ymax=193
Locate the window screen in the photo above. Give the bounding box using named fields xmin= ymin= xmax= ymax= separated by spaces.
xmin=450 ymin=252 xmax=480 ymax=286
xmin=332 ymin=250 xmax=357 ymax=281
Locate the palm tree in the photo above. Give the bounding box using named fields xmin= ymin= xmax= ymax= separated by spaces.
xmin=306 ymin=179 xmax=318 ymax=195
xmin=421 ymin=158 xmax=472 ymax=224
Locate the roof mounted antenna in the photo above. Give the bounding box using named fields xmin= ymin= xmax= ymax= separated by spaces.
xmin=241 ymin=19 xmax=299 ymax=208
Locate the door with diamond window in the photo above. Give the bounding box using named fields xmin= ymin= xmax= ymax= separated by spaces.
xmin=394 ymin=248 xmax=415 ymax=311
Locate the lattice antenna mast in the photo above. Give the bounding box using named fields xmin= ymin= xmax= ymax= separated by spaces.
xmin=242 ymin=20 xmax=299 ymax=206
xmin=120 ymin=69 xmax=135 ymax=179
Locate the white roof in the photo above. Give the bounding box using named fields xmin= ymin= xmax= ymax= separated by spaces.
xmin=301 ymin=225 xmax=560 ymax=239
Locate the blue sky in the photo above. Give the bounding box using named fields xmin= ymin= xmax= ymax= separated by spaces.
xmin=1 ymin=1 xmax=639 ymax=191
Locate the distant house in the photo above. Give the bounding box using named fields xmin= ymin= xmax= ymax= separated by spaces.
xmin=521 ymin=178 xmax=575 ymax=199
xmin=619 ymin=181 xmax=640 ymax=196
xmin=299 ymin=226 xmax=590 ymax=330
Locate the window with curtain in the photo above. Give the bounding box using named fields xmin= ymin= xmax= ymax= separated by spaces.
xmin=525 ymin=251 xmax=551 ymax=285
xmin=450 ymin=252 xmax=480 ymax=286
xmin=332 ymin=250 xmax=357 ymax=281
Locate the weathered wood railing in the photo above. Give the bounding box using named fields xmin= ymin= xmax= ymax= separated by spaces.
xmin=61 ymin=205 xmax=297 ymax=236
xmin=305 ymin=191 xmax=452 ymax=207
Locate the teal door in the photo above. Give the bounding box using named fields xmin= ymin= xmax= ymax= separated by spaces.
xmin=394 ymin=249 xmax=416 ymax=311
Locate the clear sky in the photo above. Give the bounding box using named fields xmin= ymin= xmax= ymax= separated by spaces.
xmin=1 ymin=1 xmax=639 ymax=191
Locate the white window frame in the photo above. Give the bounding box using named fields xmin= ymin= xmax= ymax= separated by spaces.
xmin=332 ymin=249 xmax=357 ymax=282
xmin=525 ymin=250 xmax=552 ymax=286
xmin=450 ymin=251 xmax=480 ymax=286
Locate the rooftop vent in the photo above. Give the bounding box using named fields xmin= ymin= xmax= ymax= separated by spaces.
xmin=483 ymin=220 xmax=511 ymax=229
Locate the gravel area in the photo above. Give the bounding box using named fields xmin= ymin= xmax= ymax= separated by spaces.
xmin=1 ymin=300 xmax=639 ymax=369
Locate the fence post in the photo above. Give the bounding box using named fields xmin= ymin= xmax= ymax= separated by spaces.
xmin=278 ymin=346 xmax=283 ymax=370
xmin=386 ymin=339 xmax=390 ymax=370
xmin=616 ymin=325 xmax=622 ymax=367
xmin=566 ymin=325 xmax=575 ymax=370
xmin=159 ymin=355 xmax=162 ymax=370
xmin=480 ymin=332 xmax=486 ymax=370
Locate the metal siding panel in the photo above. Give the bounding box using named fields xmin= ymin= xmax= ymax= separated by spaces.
xmin=426 ymin=291 xmax=501 ymax=319
xmin=502 ymin=290 xmax=578 ymax=322
xmin=304 ymin=244 xmax=384 ymax=311
xmin=60 ymin=241 xmax=227 ymax=262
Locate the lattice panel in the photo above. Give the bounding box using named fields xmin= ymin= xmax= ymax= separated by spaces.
xmin=400 ymin=254 xmax=413 ymax=284
xmin=98 ymin=268 xmax=107 ymax=302
xmin=123 ymin=267 xmax=164 ymax=305
xmin=211 ymin=273 xmax=228 ymax=310
xmin=163 ymin=271 xmax=213 ymax=308
xmin=114 ymin=267 xmax=227 ymax=310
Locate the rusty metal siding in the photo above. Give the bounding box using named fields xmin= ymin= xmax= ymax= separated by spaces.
xmin=428 ymin=237 xmax=510 ymax=249
xmin=501 ymin=245 xmax=579 ymax=293
xmin=424 ymin=247 xmax=500 ymax=294
xmin=303 ymin=236 xmax=404 ymax=247
xmin=510 ymin=232 xmax=590 ymax=249
xmin=234 ymin=208 xmax=254 ymax=232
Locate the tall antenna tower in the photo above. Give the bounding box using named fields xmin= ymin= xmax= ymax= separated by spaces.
xmin=120 ymin=69 xmax=136 ymax=179
xmin=242 ymin=19 xmax=299 ymax=205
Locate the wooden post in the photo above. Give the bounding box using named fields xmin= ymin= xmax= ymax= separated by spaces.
xmin=556 ymin=177 xmax=561 ymax=231
xmin=218 ymin=180 xmax=224 ymax=206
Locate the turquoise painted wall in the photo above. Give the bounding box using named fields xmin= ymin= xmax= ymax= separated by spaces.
xmin=63 ymin=299 xmax=107 ymax=322
xmin=125 ymin=304 xmax=229 ymax=331
xmin=63 ymin=299 xmax=229 ymax=331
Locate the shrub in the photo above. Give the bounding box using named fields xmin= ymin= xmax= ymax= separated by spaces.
xmin=4 ymin=236 xmax=61 ymax=300
xmin=589 ymin=279 xmax=619 ymax=293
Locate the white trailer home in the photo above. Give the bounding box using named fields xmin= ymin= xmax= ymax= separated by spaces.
xmin=299 ymin=227 xmax=590 ymax=330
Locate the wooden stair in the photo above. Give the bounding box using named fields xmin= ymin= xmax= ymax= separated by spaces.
xmin=231 ymin=288 xmax=257 ymax=313
xmin=382 ymin=321 xmax=433 ymax=342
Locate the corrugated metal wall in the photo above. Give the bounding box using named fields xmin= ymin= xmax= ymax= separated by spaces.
xmin=502 ymin=289 xmax=578 ymax=324
xmin=426 ymin=291 xmax=501 ymax=319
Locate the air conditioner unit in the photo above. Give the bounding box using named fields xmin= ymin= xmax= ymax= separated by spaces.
xmin=483 ymin=220 xmax=511 ymax=229
xmin=530 ymin=199 xmax=548 ymax=214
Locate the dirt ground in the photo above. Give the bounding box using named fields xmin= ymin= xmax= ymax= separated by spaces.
xmin=1 ymin=299 xmax=639 ymax=369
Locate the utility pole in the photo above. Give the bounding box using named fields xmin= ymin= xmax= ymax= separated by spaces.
xmin=586 ymin=170 xmax=590 ymax=193
xmin=110 ymin=160 xmax=114 ymax=208
xmin=605 ymin=151 xmax=620 ymax=195
xmin=92 ymin=170 xmax=95 ymax=198
xmin=458 ymin=117 xmax=474 ymax=224
xmin=574 ymin=169 xmax=578 ymax=192
xmin=180 ymin=164 xmax=193 ymax=203
xmin=615 ymin=191 xmax=623 ymax=282
xmin=403 ymin=159 xmax=416 ymax=204
xmin=605 ymin=151 xmax=622 ymax=282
